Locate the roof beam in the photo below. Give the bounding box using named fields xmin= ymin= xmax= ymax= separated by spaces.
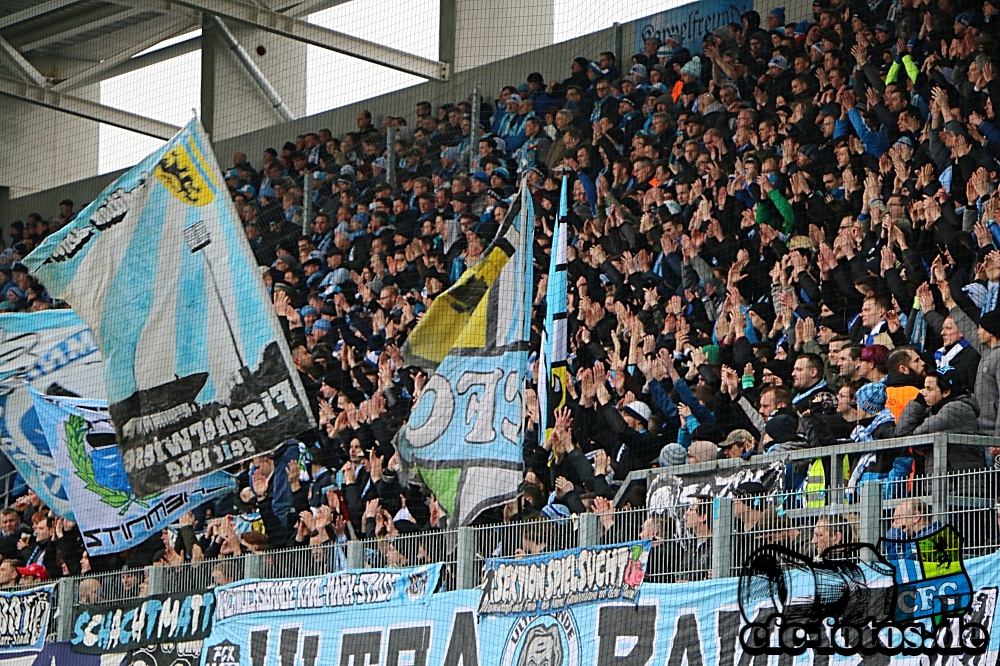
xmin=12 ymin=6 xmax=154 ymax=53
xmin=212 ymin=17 xmax=295 ymax=121
xmin=52 ymin=14 xmax=198 ymax=91
xmin=0 ymin=0 xmax=87 ymax=31
xmin=278 ymin=0 xmax=356 ymax=18
xmin=165 ymin=0 xmax=448 ymax=80
xmin=0 ymin=73 xmax=179 ymax=139
xmin=0 ymin=35 xmax=47 ymax=85
xmin=60 ymin=31 xmax=200 ymax=90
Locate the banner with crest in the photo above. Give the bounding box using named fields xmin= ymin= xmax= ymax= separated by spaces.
xmin=31 ymin=388 xmax=235 ymax=555
xmin=25 ymin=118 xmax=313 ymax=495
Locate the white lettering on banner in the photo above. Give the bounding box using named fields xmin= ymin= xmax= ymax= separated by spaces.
xmin=0 ymin=589 xmax=51 ymax=649
xmin=71 ymin=592 xmax=215 ymax=654
xmin=500 ymin=369 xmax=522 ymax=443
xmin=457 ymin=369 xmax=504 ymax=443
xmin=479 ymin=545 xmax=647 ymax=615
xmin=407 ymin=369 xmax=522 ymax=447
xmin=406 ymin=374 xmax=454 ymax=447
xmin=215 ymin=572 xmax=407 ymax=622
xmin=121 ymin=379 xmax=299 ymax=448
xmin=25 ymin=328 xmax=99 ymax=381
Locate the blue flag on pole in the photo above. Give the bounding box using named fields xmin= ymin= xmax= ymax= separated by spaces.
xmin=25 ymin=118 xmax=314 ymax=496
xmin=30 ymin=387 xmax=236 ymax=555
xmin=397 ymin=186 xmax=534 ymax=526
xmin=538 ymin=175 xmax=569 ymax=442
xmin=0 ymin=311 xmax=106 ymax=519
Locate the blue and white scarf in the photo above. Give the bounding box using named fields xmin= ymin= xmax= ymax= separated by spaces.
xmin=935 ymin=338 xmax=970 ymax=368
xmin=792 ymin=379 xmax=828 ymax=404
xmin=864 ymin=320 xmax=887 ymax=346
xmin=851 ymin=408 xmax=895 ymax=442
xmin=909 ymin=310 xmax=926 ymax=353
xmin=985 ymin=281 xmax=1000 ymax=316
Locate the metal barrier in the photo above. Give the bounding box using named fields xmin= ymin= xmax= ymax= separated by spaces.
xmin=615 ymin=432 xmax=998 ymax=505
xmin=24 ymin=432 xmax=1000 ymax=640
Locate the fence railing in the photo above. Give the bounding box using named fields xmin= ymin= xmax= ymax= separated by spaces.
xmin=615 ymin=432 xmax=998 ymax=505
xmin=19 ymin=433 xmax=1000 ymax=641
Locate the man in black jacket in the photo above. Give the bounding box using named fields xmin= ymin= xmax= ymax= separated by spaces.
xmin=20 ymin=515 xmax=59 ymax=581
xmin=0 ymin=509 xmax=26 ymax=561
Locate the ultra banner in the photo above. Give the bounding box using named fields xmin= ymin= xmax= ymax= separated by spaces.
xmin=31 ymin=388 xmax=236 ymax=555
xmin=25 ymin=118 xmax=314 ymax=496
xmin=0 ymin=584 xmax=53 ymax=654
xmin=0 ymin=310 xmax=105 ymax=519
xmin=198 ymin=546 xmax=1000 ymax=666
xmin=71 ymin=590 xmax=216 ymax=654
xmin=478 ymin=541 xmax=650 ymax=616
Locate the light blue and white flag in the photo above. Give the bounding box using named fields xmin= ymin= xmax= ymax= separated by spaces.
xmin=538 ymin=175 xmax=569 ymax=443
xmin=0 ymin=310 xmax=105 ymax=519
xmin=397 ymin=186 xmax=534 ymax=526
xmin=25 ymin=118 xmax=314 ymax=496
xmin=30 ymin=387 xmax=236 ymax=555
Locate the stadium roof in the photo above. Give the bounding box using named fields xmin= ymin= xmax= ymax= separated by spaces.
xmin=0 ymin=0 xmax=448 ymax=138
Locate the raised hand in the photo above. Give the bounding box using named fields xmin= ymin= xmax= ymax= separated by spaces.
xmin=368 ymin=448 xmax=385 ymax=482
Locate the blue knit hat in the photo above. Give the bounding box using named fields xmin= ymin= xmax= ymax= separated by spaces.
xmin=855 ymin=382 xmax=887 ymax=415
xmin=768 ymin=6 xmax=786 ymax=23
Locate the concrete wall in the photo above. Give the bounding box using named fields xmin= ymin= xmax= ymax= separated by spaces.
xmin=0 ymin=84 xmax=101 ymax=200
xmin=454 ymin=0 xmax=554 ymax=72
xmin=2 ymin=168 xmax=127 ymax=225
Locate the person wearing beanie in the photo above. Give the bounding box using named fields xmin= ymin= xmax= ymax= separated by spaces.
xmin=763 ymin=412 xmax=808 ymax=451
xmin=688 ymin=440 xmax=718 ymax=463
xmin=844 ymin=380 xmax=909 ymax=498
xmin=679 ymin=57 xmax=702 ymax=83
xmin=850 ymin=381 xmax=896 ymax=442
xmin=611 ymin=399 xmax=662 ymax=475
xmin=659 ymin=442 xmax=688 ymax=468
xmin=939 ymin=279 xmax=1000 ymax=436
xmin=767 ymin=6 xmax=786 ymax=30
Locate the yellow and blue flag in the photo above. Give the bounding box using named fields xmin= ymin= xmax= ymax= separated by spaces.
xmin=398 ymin=186 xmax=535 ymax=526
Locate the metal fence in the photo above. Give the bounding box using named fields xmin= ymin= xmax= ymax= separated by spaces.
xmin=20 ymin=433 xmax=1000 ymax=641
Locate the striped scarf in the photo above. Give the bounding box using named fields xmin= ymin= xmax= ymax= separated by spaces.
xmin=850 ymin=408 xmax=896 ymax=442
xmin=985 ymin=280 xmax=1000 ymax=316
xmin=935 ymin=339 xmax=970 ymax=368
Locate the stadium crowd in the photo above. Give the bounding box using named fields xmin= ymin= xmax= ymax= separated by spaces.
xmin=7 ymin=0 xmax=1000 ymax=589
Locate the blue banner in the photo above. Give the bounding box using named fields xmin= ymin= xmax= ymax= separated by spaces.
xmin=633 ymin=0 xmax=754 ymax=56
xmin=25 ymin=118 xmax=314 ymax=496
xmin=198 ymin=550 xmax=1000 ymax=666
xmin=31 ymin=388 xmax=236 ymax=555
xmin=0 ymin=310 xmax=105 ymax=519
xmin=0 ymin=584 xmax=54 ymax=654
